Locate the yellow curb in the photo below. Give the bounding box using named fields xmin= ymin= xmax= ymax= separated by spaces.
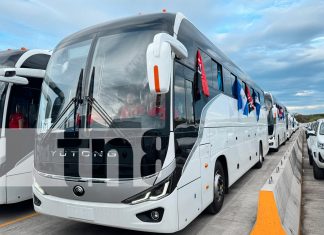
xmin=250 ymin=191 xmax=286 ymax=235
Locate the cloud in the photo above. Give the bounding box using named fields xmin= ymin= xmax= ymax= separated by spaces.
xmin=288 ymin=104 xmax=324 ymax=111
xmin=0 ymin=0 xmax=323 ymax=115
xmin=295 ymin=90 xmax=315 ymax=96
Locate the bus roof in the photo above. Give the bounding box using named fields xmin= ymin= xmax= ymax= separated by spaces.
xmin=56 ymin=13 xmax=176 ymax=49
xmin=55 ymin=12 xmax=262 ymax=92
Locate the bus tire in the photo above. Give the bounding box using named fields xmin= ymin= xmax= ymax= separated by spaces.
xmin=254 ymin=144 xmax=263 ymax=169
xmin=308 ymin=148 xmax=313 ymax=166
xmin=207 ymin=161 xmax=225 ymax=214
xmin=313 ymin=162 xmax=324 ymax=180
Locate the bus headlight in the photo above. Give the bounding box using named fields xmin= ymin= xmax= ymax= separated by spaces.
xmin=318 ymin=142 xmax=324 ymax=149
xmin=123 ymin=176 xmax=173 ymax=205
xmin=33 ymin=178 xmax=46 ymax=195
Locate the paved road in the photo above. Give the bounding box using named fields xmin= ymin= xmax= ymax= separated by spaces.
xmin=0 ymin=133 xmax=299 ymax=235
xmin=302 ymin=135 xmax=324 ymax=235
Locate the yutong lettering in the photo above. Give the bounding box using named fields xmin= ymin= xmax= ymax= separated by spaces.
xmin=50 ymin=150 xmax=105 ymax=158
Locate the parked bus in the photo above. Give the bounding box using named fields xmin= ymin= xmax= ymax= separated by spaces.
xmin=265 ymin=92 xmax=287 ymax=151
xmin=292 ymin=117 xmax=299 ymax=132
xmin=33 ymin=13 xmax=269 ymax=233
xmin=0 ymin=49 xmax=51 ymax=204
xmin=285 ymin=107 xmax=293 ymax=139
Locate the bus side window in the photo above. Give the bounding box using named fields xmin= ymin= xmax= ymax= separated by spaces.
xmin=185 ymin=80 xmax=194 ymax=125
xmin=6 ymin=80 xmax=42 ymax=129
xmin=212 ymin=60 xmax=223 ymax=92
xmin=200 ymin=50 xmax=216 ymax=98
xmin=223 ymin=68 xmax=235 ymax=97
xmin=174 ymin=64 xmax=186 ymax=127
xmin=21 ymin=54 xmax=51 ymax=70
xmin=174 ymin=63 xmax=195 ymax=128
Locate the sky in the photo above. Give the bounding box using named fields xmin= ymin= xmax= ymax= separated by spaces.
xmin=1 ymin=0 xmax=323 ymax=114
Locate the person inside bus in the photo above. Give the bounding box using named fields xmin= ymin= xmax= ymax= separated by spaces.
xmin=8 ymin=104 xmax=27 ymax=129
xmin=146 ymin=93 xmax=166 ymax=120
xmin=118 ymin=91 xmax=145 ymax=119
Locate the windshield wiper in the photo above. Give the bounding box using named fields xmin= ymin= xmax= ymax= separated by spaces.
xmin=85 ymin=67 xmax=114 ymax=127
xmin=41 ymin=69 xmax=84 ymax=142
xmin=73 ymin=68 xmax=84 ymax=132
xmin=85 ymin=96 xmax=113 ymax=127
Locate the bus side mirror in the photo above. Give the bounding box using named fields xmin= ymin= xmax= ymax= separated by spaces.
xmin=0 ymin=75 xmax=28 ymax=85
xmin=146 ymin=33 xmax=188 ymax=94
xmin=0 ymin=69 xmax=29 ymax=85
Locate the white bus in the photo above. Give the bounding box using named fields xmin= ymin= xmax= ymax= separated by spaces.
xmin=285 ymin=107 xmax=293 ymax=139
xmin=292 ymin=117 xmax=299 ymax=132
xmin=0 ymin=49 xmax=51 ymax=204
xmin=265 ymin=92 xmax=287 ymax=151
xmin=33 ymin=13 xmax=269 ymax=233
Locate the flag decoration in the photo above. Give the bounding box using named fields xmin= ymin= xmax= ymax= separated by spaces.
xmin=279 ymin=107 xmax=284 ymax=120
xmin=234 ymin=78 xmax=248 ymax=116
xmin=196 ymin=50 xmax=209 ymax=97
xmin=276 ymin=104 xmax=284 ymax=120
xmin=253 ymin=90 xmax=261 ymax=121
xmin=245 ymin=84 xmax=255 ymax=113
xmin=217 ymin=65 xmax=223 ymax=91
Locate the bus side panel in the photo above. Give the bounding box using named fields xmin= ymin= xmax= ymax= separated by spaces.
xmin=0 ymin=137 xmax=6 ymax=166
xmin=177 ymin=147 xmax=201 ymax=188
xmin=205 ymin=96 xmax=242 ymax=187
xmin=6 ymin=172 xmax=32 ymax=204
xmin=0 ymin=175 xmax=6 ymax=204
xmin=178 ymin=178 xmax=202 ymax=230
xmin=6 ymin=154 xmax=33 ymax=204
xmin=199 ymin=143 xmax=213 ymax=210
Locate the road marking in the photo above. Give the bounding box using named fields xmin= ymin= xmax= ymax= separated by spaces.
xmin=0 ymin=212 xmax=38 ymax=229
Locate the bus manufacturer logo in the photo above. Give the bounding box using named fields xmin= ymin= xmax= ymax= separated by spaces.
xmin=73 ymin=185 xmax=85 ymax=197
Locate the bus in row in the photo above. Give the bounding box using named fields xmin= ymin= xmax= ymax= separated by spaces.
xmin=285 ymin=107 xmax=296 ymax=140
xmin=265 ymin=92 xmax=289 ymax=151
xmin=32 ymin=13 xmax=270 ymax=233
xmin=0 ymin=48 xmax=51 ymax=204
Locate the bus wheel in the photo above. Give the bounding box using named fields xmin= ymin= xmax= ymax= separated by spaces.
xmin=254 ymin=144 xmax=263 ymax=169
xmin=308 ymin=149 xmax=313 ymax=166
xmin=313 ymin=162 xmax=324 ymax=180
xmin=207 ymin=161 xmax=225 ymax=214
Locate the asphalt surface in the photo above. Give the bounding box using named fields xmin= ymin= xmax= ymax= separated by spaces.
xmin=0 ymin=132 xmax=299 ymax=235
xmin=302 ymin=134 xmax=324 ymax=235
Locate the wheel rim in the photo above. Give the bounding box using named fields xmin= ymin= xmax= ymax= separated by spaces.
xmin=214 ymin=172 xmax=224 ymax=202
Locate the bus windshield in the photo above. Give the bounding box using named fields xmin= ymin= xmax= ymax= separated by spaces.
xmin=35 ymin=30 xmax=170 ymax=179
xmin=38 ymin=30 xmax=168 ymax=132
xmin=0 ymin=50 xmax=26 ymax=68
xmin=37 ymin=40 xmax=92 ymax=131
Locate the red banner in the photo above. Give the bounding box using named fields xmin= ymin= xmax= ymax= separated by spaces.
xmin=245 ymin=84 xmax=255 ymax=112
xmin=197 ymin=50 xmax=209 ymax=97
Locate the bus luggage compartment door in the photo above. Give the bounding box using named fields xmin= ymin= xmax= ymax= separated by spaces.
xmin=199 ymin=143 xmax=213 ymax=209
xmin=177 ymin=177 xmax=202 ymax=230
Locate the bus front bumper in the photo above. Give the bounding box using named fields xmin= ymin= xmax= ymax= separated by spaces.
xmin=33 ymin=184 xmax=179 ymax=233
